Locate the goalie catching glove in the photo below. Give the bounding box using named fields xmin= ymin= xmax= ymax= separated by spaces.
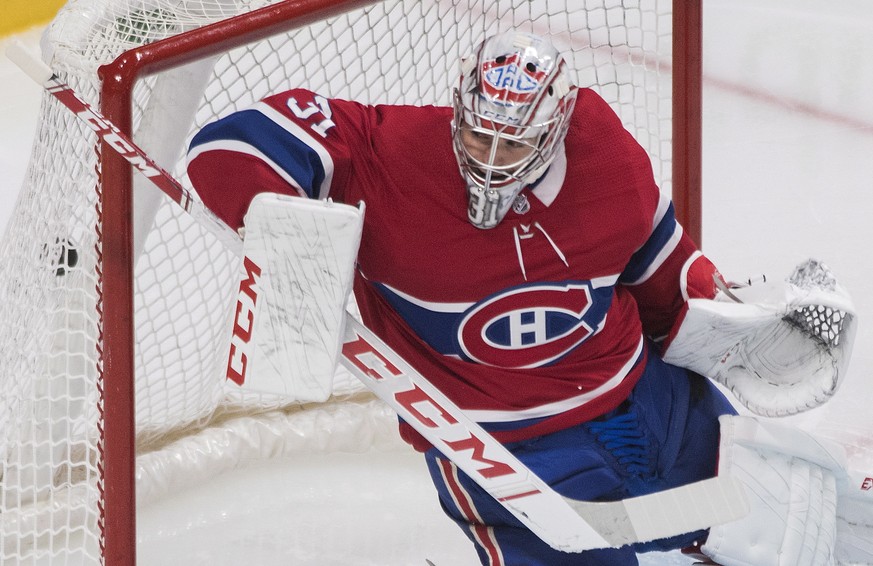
xmin=663 ymin=258 xmax=856 ymax=417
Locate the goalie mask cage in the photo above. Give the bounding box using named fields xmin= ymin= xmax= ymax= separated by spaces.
xmin=0 ymin=0 xmax=701 ymax=564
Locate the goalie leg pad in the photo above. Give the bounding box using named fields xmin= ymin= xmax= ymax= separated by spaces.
xmin=835 ymin=496 xmax=873 ymax=565
xmin=702 ymin=415 xmax=844 ymax=566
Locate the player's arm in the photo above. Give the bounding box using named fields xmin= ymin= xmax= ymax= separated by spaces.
xmin=620 ymin=190 xmax=856 ymax=417
xmin=619 ymin=191 xmax=722 ymax=339
xmin=185 ymin=90 xmax=372 ymax=400
xmin=186 ymin=89 xmax=361 ymax=229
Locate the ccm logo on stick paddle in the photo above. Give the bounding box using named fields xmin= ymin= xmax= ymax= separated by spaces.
xmin=342 ymin=333 xmax=521 ymax=482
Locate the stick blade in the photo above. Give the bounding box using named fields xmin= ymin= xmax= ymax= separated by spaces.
xmin=564 ymin=474 xmax=750 ymax=548
xmin=623 ymin=475 xmax=750 ymax=543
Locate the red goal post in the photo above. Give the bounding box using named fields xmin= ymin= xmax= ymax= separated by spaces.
xmin=672 ymin=0 xmax=703 ymax=247
xmin=0 ymin=1 xmax=701 ymax=564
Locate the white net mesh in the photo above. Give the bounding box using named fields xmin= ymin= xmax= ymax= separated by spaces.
xmin=785 ymin=259 xmax=851 ymax=348
xmin=0 ymin=0 xmax=676 ymax=562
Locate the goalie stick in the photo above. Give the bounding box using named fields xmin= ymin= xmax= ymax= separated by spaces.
xmin=4 ymin=41 xmax=243 ymax=256
xmin=341 ymin=315 xmax=749 ymax=550
xmin=6 ymin=40 xmax=751 ymax=552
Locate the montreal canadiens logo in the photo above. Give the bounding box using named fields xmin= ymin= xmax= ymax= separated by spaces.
xmin=481 ymin=53 xmax=546 ymax=104
xmin=458 ymin=282 xmax=602 ymax=369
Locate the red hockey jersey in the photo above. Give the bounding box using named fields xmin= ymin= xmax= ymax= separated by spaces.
xmin=187 ymin=87 xmax=716 ymax=444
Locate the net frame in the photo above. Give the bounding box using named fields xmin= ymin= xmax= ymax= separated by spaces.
xmin=0 ymin=0 xmax=701 ymax=564
xmin=98 ymin=1 xmax=385 ymax=560
xmin=100 ymin=1 xmax=701 ymax=558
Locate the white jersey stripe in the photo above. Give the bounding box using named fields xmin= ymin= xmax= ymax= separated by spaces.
xmin=625 ymin=222 xmax=684 ymax=286
xmin=438 ymin=458 xmax=506 ymax=565
xmin=187 ymin=139 xmax=307 ymax=196
xmin=465 ymin=334 xmax=644 ymax=423
xmin=374 ymin=272 xmax=620 ymax=315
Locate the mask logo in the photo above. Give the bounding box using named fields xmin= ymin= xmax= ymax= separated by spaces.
xmin=481 ymin=53 xmax=546 ymax=104
xmin=457 ymin=282 xmax=608 ymax=368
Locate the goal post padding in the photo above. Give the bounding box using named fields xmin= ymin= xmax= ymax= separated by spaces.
xmin=0 ymin=0 xmax=698 ymax=563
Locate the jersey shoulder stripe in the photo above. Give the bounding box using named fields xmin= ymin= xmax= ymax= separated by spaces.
xmin=188 ymin=103 xmax=337 ymax=199
xmin=188 ymin=139 xmax=308 ymax=196
xmin=621 ymin=198 xmax=683 ymax=285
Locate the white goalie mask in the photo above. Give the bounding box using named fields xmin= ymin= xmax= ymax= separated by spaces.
xmin=452 ymin=31 xmax=578 ymax=229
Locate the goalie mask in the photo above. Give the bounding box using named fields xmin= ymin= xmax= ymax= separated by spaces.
xmin=452 ymin=31 xmax=578 ymax=229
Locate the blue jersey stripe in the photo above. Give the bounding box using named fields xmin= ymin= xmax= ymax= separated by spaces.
xmin=621 ymin=202 xmax=678 ymax=283
xmin=374 ymin=281 xmax=464 ymax=356
xmin=374 ymin=279 xmax=616 ymax=367
xmin=189 ymin=109 xmax=326 ymax=199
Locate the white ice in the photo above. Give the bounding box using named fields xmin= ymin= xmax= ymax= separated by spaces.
xmin=2 ymin=0 xmax=872 ymax=564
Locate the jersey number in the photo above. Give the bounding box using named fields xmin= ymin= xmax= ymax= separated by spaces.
xmin=287 ymin=95 xmax=335 ymax=138
xmin=468 ymin=189 xmax=499 ymax=226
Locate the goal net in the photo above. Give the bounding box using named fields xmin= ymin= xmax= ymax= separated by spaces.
xmin=0 ymin=0 xmax=698 ymax=563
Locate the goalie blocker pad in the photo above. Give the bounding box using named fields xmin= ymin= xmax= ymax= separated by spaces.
xmin=224 ymin=193 xmax=364 ymax=401
xmin=663 ymin=259 xmax=856 ymax=417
